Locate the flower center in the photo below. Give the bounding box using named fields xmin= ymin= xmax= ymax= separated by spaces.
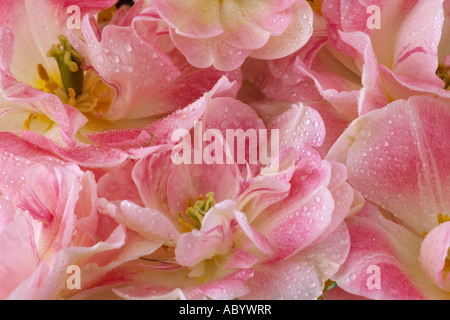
xmin=177 ymin=192 xmax=216 ymax=231
xmin=436 ymin=63 xmax=450 ymax=90
xmin=36 ymin=35 xmax=114 ymax=117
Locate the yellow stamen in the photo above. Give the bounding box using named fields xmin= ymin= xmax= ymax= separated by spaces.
xmin=437 ymin=213 xmax=450 ymax=225
xmin=37 ymin=64 xmax=50 ymax=82
xmin=23 ymin=113 xmax=33 ymax=130
xmin=177 ymin=192 xmax=216 ymax=231
xmin=68 ymin=87 xmax=77 ymax=106
xmin=45 ymin=81 xmax=59 ymax=92
xmin=22 ymin=113 xmax=53 ymax=132
xmin=177 ymin=217 xmax=195 ymax=232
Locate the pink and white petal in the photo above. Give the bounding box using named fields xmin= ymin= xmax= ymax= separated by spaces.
xmin=113 ymin=268 xmax=253 ymax=300
xmin=250 ymin=0 xmax=313 ymax=60
xmin=392 ymin=0 xmax=444 ymax=87
xmin=332 ymin=203 xmax=448 ymax=300
xmin=169 ymin=31 xmax=215 ymax=69
xmin=175 ymin=202 xmax=236 ymax=267
xmin=99 ymin=199 xmax=180 ymax=245
xmin=175 ymin=226 xmax=228 ymax=268
xmin=203 ymin=96 xmax=265 ymax=133
xmin=210 ymin=38 xmax=253 ymax=72
xmin=0 ymin=211 xmax=39 ymax=300
xmin=329 ymin=96 xmax=450 ymax=235
xmin=314 ymin=161 xmax=354 ymax=242
xmin=79 ymin=230 xmax=163 ymax=285
xmin=219 ymin=0 xmax=271 ymax=50
xmin=241 ymin=57 xmax=323 ymax=103
xmin=97 ymin=160 xmax=143 ymax=206
xmin=333 ymin=205 xmax=446 ymax=300
xmin=8 ymin=224 xmax=128 ymax=300
xmin=244 ymin=223 xmax=349 ymax=300
xmin=294 ymin=55 xmax=361 ymax=120
xmin=74 ymin=171 xmax=99 ymax=244
xmin=0 ymin=0 xmax=65 ymax=84
xmin=266 ymin=102 xmax=326 ymax=150
xmin=379 ymin=65 xmax=450 ymax=101
xmin=0 ymin=148 xmax=39 ymax=205
xmin=114 ymin=287 xmax=187 ymax=300
xmin=74 ymin=17 xmax=181 ymax=120
xmin=0 ymin=132 xmax=54 ymax=159
xmin=162 ymin=50 xmax=243 ymax=113
xmin=419 ymin=221 xmax=450 ymax=292
xmin=237 ymin=175 xmax=291 ymax=223
xmin=21 ymin=131 xmax=129 ymax=168
xmin=18 ymin=163 xmax=59 ymax=224
xmin=0 ymin=197 xmax=17 ymax=233
xmin=201 ymin=96 xmax=265 ymax=170
xmin=253 ymin=153 xmax=334 ymax=261
xmin=86 ymin=128 xmax=151 ymax=149
xmin=323 ymin=0 xmax=410 ymax=68
xmin=112 ymin=1 xmax=153 ymax=28
xmin=186 ymin=269 xmax=253 ymax=300
xmin=233 ymin=209 xmax=273 ymax=255
xmin=33 ymin=165 xmax=82 ymax=259
xmin=338 ymin=31 xmax=390 ymax=116
xmin=147 ymin=76 xmax=240 ymax=145
xmin=132 ymin=147 xmax=174 ymax=215
xmin=311 ymin=102 xmax=351 ymax=158
xmin=225 ymin=249 xmax=258 ymax=270
xmin=167 ymin=161 xmax=240 ymax=216
xmin=153 ymin=0 xmax=223 ymax=38
xmin=237 ymin=0 xmax=297 ymax=35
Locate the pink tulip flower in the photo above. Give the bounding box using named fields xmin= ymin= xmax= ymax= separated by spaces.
xmin=151 ymin=0 xmax=314 ymax=71
xmin=326 ymin=95 xmax=450 ymax=299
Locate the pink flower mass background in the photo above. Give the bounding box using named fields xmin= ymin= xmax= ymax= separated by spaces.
xmin=0 ymin=0 xmax=449 ymax=300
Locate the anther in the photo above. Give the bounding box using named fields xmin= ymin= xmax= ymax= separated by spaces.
xmin=37 ymin=64 xmax=49 ymax=82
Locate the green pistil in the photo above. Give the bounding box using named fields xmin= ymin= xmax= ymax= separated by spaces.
xmin=47 ymin=35 xmax=84 ymax=96
xmin=178 ymin=192 xmax=216 ymax=230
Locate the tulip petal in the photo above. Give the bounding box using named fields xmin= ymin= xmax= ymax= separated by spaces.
xmin=332 ymin=203 xmax=448 ymax=300
xmin=328 ymin=96 xmax=450 ymax=235
xmin=244 ymin=223 xmax=350 ymax=300
xmin=419 ymin=221 xmax=450 ymax=292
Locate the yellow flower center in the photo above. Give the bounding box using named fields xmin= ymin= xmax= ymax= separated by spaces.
xmin=34 ymin=35 xmax=114 ymax=122
xmin=177 ymin=192 xmax=216 ymax=231
xmin=436 ymin=63 xmax=450 ymax=90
